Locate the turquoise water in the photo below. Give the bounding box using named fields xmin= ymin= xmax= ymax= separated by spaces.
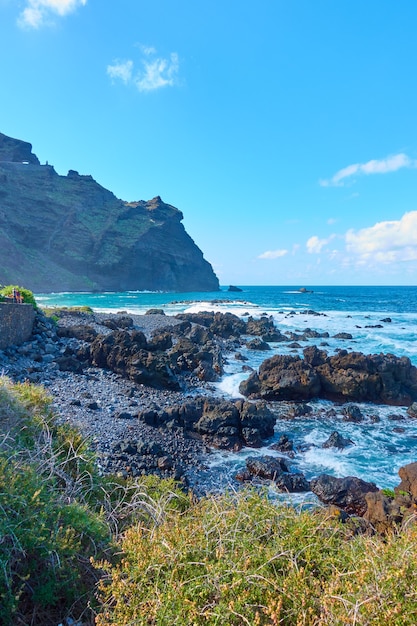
xmin=36 ymin=286 xmax=417 ymax=490
xmin=36 ymin=285 xmax=417 ymax=315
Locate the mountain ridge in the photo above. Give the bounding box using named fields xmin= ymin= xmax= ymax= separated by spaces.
xmin=0 ymin=132 xmax=219 ymax=293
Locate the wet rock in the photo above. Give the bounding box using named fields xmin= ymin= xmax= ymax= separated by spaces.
xmin=286 ymin=403 xmax=313 ymax=418
xmin=246 ymin=455 xmax=288 ymax=479
xmin=342 ymin=404 xmax=364 ymax=423
xmin=145 ymin=309 xmax=165 ymax=315
xmin=245 ymin=456 xmax=310 ymax=492
xmin=245 ymin=316 xmax=276 ymax=336
xmin=310 ymin=474 xmax=378 ymax=516
xmin=239 ymin=353 xmax=321 ymax=401
xmin=322 ymin=431 xmax=354 ymax=449
xmin=261 ymin=330 xmax=288 ymax=342
xmin=147 ymin=332 xmax=173 ymax=352
xmin=246 ymin=338 xmax=271 ymax=351
xmin=240 ymin=348 xmax=417 ymax=405
xmin=176 ymin=311 xmax=246 ymax=339
xmin=274 ymin=473 xmax=310 ymax=492
xmin=333 ymin=332 xmax=353 ymax=340
xmin=269 ymin=434 xmax=295 ymax=457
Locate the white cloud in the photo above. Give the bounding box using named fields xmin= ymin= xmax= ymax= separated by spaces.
xmin=135 ymin=53 xmax=179 ymax=92
xmin=258 ymin=249 xmax=288 ymax=260
xmin=107 ymin=60 xmax=133 ymax=84
xmin=345 ymin=211 xmax=417 ymax=264
xmin=107 ymin=48 xmax=179 ymax=93
xmin=306 ymin=234 xmax=335 ymax=254
xmin=18 ymin=0 xmax=86 ymax=28
xmin=320 ymin=153 xmax=417 ymax=187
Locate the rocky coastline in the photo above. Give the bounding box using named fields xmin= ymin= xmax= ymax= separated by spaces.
xmin=1 ymin=305 xmax=417 ymax=526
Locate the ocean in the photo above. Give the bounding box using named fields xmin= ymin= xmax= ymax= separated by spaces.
xmin=36 ymin=285 xmax=417 ymax=495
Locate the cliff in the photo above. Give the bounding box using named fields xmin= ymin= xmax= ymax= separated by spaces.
xmin=0 ymin=132 xmax=219 ymax=292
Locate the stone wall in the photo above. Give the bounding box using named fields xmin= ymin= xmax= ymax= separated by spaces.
xmin=0 ymin=303 xmax=35 ymax=350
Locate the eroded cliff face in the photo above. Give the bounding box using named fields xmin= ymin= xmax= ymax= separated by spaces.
xmin=0 ymin=132 xmax=219 ymax=292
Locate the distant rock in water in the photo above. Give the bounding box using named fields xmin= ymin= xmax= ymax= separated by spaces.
xmin=0 ymin=131 xmax=219 ymax=293
xmin=228 ymin=285 xmax=242 ymax=292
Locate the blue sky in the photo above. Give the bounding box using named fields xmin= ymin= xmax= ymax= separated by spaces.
xmin=1 ymin=1 xmax=417 ymax=286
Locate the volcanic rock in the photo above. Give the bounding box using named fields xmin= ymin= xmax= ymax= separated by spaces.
xmin=138 ymin=397 xmax=276 ymax=450
xmin=310 ymin=474 xmax=378 ymax=515
xmin=322 ymin=431 xmax=354 ymax=449
xmin=240 ymin=347 xmax=417 ymax=406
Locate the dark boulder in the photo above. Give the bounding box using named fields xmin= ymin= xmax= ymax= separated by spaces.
xmin=246 ymin=316 xmax=275 ymax=336
xmin=147 ymin=332 xmax=173 ymax=352
xmin=89 ymin=329 xmax=179 ymax=389
xmin=318 ymin=351 xmax=417 ymax=405
xmin=246 ymin=455 xmax=288 ymax=479
xmin=246 ymin=338 xmax=271 ymax=351
xmin=261 ymin=330 xmax=288 ymax=342
xmin=322 ymin=431 xmax=354 ymax=449
xmin=239 ymin=354 xmax=321 ymax=401
xmin=269 ymin=434 xmax=295 ymax=456
xmin=245 ymin=455 xmax=310 ymax=492
xmin=275 ymin=473 xmax=310 ymax=492
xmin=104 ymin=315 xmax=134 ymax=329
xmin=342 ymin=404 xmax=364 ymax=423
xmin=239 ymin=348 xmax=417 ymax=405
xmin=176 ymin=311 xmax=245 ymax=339
xmin=310 ymin=474 xmax=378 ymax=515
xmin=237 ymin=400 xmax=276 ymax=447
xmin=138 ymin=397 xmax=276 ymax=451
xmin=56 ymin=324 xmax=98 ymax=342
xmin=55 ymin=355 xmax=84 ymax=374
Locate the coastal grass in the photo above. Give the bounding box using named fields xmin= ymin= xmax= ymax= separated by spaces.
xmin=95 ymin=490 xmax=417 ymax=626
xmin=0 ymin=377 xmax=111 ymax=625
xmin=42 ymin=304 xmax=95 ymax=318
xmin=1 ymin=377 xmax=417 ymax=625
xmin=0 ymin=377 xmax=190 ymax=625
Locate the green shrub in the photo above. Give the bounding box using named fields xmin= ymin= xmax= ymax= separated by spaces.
xmin=0 ymin=284 xmax=37 ymax=308
xmin=0 ymin=378 xmax=111 ymax=626
xmin=95 ymin=490 xmax=417 ymax=625
xmin=42 ymin=305 xmax=94 ymax=318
